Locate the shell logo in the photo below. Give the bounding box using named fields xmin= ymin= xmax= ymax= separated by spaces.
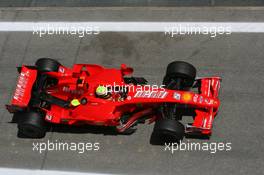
xmin=182 ymin=92 xmax=192 ymax=102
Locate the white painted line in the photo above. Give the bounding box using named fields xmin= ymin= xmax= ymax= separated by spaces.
xmin=0 ymin=22 xmax=263 ymax=32
xmin=0 ymin=168 xmax=112 ymax=175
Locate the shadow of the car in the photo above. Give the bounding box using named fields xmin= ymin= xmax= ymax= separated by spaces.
xmin=51 ymin=124 xmax=118 ymax=135
xmin=50 ymin=124 xmax=138 ymax=136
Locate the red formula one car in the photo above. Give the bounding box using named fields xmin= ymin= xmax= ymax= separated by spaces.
xmin=6 ymin=58 xmax=221 ymax=142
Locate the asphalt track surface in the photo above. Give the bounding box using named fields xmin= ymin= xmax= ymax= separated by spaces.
xmin=0 ymin=7 xmax=264 ymax=175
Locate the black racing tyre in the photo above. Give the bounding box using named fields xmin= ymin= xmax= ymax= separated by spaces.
xmin=35 ymin=58 xmax=61 ymax=72
xmin=17 ymin=111 xmax=47 ymax=138
xmin=163 ymin=61 xmax=196 ymax=89
xmin=153 ymin=118 xmax=185 ymax=142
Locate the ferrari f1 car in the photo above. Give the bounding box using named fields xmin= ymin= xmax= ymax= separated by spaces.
xmin=6 ymin=58 xmax=221 ymax=142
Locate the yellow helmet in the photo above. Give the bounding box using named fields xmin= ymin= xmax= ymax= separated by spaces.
xmin=96 ymin=85 xmax=108 ymax=96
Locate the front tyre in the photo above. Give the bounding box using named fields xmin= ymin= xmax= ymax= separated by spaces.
xmin=17 ymin=111 xmax=47 ymax=138
xmin=151 ymin=118 xmax=185 ymax=144
xmin=163 ymin=61 xmax=196 ymax=90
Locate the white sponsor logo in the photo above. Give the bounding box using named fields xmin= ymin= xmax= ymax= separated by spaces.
xmin=193 ymin=94 xmax=198 ymax=103
xmin=13 ymin=70 xmax=30 ymax=102
xmin=173 ymin=92 xmax=181 ymax=100
xmin=46 ymin=114 xmax=53 ymax=121
xmin=204 ymin=98 xmax=213 ymax=104
xmin=199 ymin=96 xmax=204 ymax=103
xmin=193 ymin=95 xmax=213 ymax=105
xmin=59 ymin=67 xmax=65 ymax=73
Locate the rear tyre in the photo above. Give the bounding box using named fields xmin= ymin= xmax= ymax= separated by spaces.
xmin=152 ymin=118 xmax=185 ymax=144
xmin=35 ymin=58 xmax=61 ymax=72
xmin=163 ymin=61 xmax=196 ymax=89
xmin=17 ymin=111 xmax=47 ymax=138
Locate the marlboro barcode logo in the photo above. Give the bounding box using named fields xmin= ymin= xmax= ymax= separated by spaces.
xmin=134 ymin=91 xmax=168 ymax=99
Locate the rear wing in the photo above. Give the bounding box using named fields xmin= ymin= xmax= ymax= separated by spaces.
xmin=6 ymin=66 xmax=37 ymax=113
